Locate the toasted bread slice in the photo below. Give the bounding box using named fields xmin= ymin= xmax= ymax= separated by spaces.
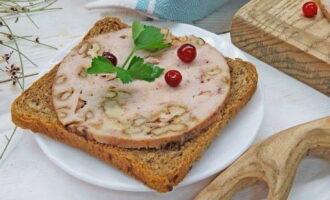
xmin=317 ymin=0 xmax=330 ymax=21
xmin=11 ymin=17 xmax=258 ymax=192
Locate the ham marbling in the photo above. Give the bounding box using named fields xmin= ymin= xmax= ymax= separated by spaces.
xmin=52 ymin=28 xmax=231 ymax=148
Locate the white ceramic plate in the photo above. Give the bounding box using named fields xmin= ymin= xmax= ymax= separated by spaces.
xmin=34 ymin=22 xmax=264 ymax=192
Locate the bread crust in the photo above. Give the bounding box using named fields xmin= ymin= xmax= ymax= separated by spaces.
xmin=11 ymin=17 xmax=258 ymax=192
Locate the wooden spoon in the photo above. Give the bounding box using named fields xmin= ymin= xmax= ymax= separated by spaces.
xmin=194 ymin=117 xmax=330 ymax=200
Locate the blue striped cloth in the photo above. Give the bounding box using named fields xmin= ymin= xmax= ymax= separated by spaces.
xmin=85 ymin=0 xmax=230 ymax=22
xmin=136 ymin=0 xmax=230 ymax=21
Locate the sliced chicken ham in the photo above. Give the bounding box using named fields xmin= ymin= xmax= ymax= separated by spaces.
xmin=52 ymin=28 xmax=231 ymax=149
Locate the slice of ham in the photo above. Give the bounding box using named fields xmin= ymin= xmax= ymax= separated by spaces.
xmin=52 ymin=28 xmax=231 ymax=149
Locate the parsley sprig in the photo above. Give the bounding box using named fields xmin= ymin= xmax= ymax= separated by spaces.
xmin=86 ymin=21 xmax=169 ymax=83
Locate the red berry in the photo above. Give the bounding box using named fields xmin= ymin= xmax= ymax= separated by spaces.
xmin=102 ymin=51 xmax=117 ymax=66
xmin=302 ymin=1 xmax=318 ymax=18
xmin=165 ymin=70 xmax=182 ymax=87
xmin=177 ymin=44 xmax=197 ymax=63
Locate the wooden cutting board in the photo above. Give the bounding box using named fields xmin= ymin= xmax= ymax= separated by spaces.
xmin=231 ymin=0 xmax=330 ymax=96
xmin=194 ymin=117 xmax=330 ymax=200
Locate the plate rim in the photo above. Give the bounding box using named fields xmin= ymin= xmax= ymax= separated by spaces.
xmin=35 ymin=21 xmax=264 ymax=192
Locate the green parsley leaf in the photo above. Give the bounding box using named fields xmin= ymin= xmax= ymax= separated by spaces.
xmin=132 ymin=21 xmax=169 ymax=51
xmin=127 ymin=56 xmax=164 ymax=82
xmin=87 ymin=56 xmax=132 ymax=83
xmin=86 ymin=56 xmax=164 ymax=84
xmin=116 ymin=67 xmax=133 ymax=84
xmin=86 ymin=21 xmax=169 ymax=84
xmin=132 ymin=21 xmax=144 ymax=40
xmin=86 ymin=56 xmax=117 ymax=74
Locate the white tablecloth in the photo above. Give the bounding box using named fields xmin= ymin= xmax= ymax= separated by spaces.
xmin=0 ymin=0 xmax=329 ymax=199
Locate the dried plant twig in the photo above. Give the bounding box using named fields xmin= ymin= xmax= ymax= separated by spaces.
xmin=0 ymin=126 xmax=17 ymax=160
xmin=0 ymin=72 xmax=39 ymax=83
xmin=0 ymin=0 xmax=60 ymax=161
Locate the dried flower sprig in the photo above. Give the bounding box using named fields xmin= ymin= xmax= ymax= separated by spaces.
xmin=0 ymin=51 xmax=13 ymax=63
xmin=0 ymin=15 xmax=25 ymax=89
xmin=0 ymin=0 xmax=61 ymax=161
xmin=5 ymin=63 xmax=21 ymax=86
xmin=0 ymin=0 xmax=61 ymax=29
xmin=0 ymin=32 xmax=57 ymax=49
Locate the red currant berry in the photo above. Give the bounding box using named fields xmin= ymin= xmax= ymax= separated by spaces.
xmin=102 ymin=51 xmax=117 ymax=66
xmin=177 ymin=44 xmax=197 ymax=63
xmin=165 ymin=70 xmax=182 ymax=87
xmin=302 ymin=1 xmax=318 ymax=18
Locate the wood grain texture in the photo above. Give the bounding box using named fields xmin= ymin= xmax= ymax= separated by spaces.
xmin=194 ymin=117 xmax=330 ymax=200
xmin=231 ymin=0 xmax=330 ymax=95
